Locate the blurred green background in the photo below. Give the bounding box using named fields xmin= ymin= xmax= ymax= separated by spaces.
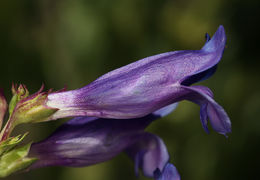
xmin=0 ymin=0 xmax=259 ymax=179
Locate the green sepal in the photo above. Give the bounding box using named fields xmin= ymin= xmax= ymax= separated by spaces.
xmin=0 ymin=133 xmax=28 ymax=156
xmin=9 ymin=94 xmax=18 ymax=116
xmin=0 ymin=143 xmax=37 ymax=178
xmin=9 ymin=84 xmax=29 ymax=115
xmin=12 ymin=92 xmax=58 ymax=125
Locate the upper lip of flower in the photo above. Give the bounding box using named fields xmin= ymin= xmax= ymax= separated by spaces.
xmin=181 ymin=25 xmax=226 ymax=85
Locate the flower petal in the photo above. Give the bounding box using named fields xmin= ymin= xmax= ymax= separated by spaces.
xmin=152 ymin=103 xmax=178 ymax=118
xmin=181 ymin=25 xmax=226 ymax=85
xmin=179 ymin=85 xmax=231 ymax=136
xmin=202 ymin=25 xmax=226 ymax=53
xmin=154 ymin=163 xmax=181 ymax=180
xmin=125 ymin=133 xmax=169 ymax=177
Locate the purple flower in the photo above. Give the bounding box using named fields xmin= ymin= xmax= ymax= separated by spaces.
xmin=29 ymin=103 xmax=180 ymax=180
xmin=46 ymin=25 xmax=231 ymax=136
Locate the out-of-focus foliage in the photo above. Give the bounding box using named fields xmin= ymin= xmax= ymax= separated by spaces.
xmin=0 ymin=0 xmax=259 ymax=179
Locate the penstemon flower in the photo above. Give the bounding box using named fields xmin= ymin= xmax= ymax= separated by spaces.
xmin=29 ymin=103 xmax=180 ymax=180
xmin=46 ymin=25 xmax=231 ymax=136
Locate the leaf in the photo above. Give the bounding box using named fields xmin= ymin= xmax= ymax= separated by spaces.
xmin=0 ymin=143 xmax=37 ymax=178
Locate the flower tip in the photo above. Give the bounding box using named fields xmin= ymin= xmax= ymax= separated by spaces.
xmin=215 ymin=119 xmax=231 ymax=138
xmin=225 ymin=126 xmax=232 ymax=138
xmin=220 ymin=114 xmax=232 ymax=135
xmin=215 ymin=25 xmax=226 ymax=42
xmin=154 ymin=163 xmax=180 ymax=180
xmin=202 ymin=25 xmax=226 ymax=53
xmin=220 ymin=129 xmax=231 ymax=139
xmin=209 ymin=105 xmax=231 ymax=137
xmin=203 ymin=126 xmax=210 ymax=134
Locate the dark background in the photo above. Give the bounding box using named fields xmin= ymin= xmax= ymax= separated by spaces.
xmin=1 ymin=0 xmax=259 ymax=179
